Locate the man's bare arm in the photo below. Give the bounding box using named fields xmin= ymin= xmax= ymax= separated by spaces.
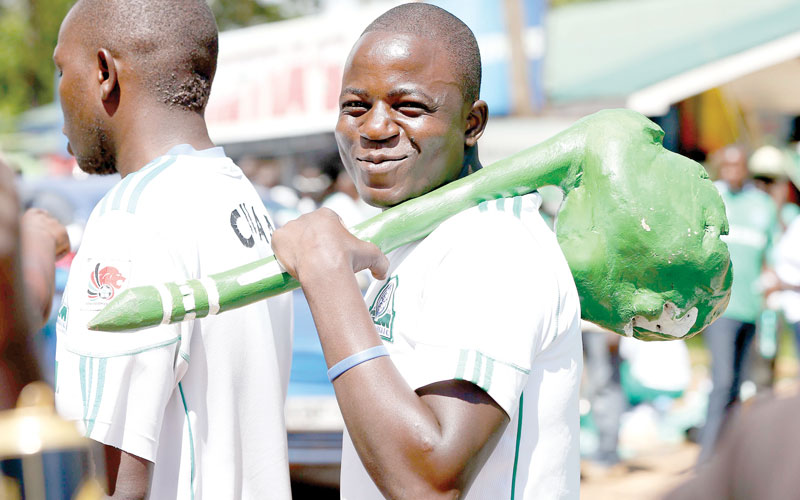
xmin=0 ymin=159 xmax=40 ymax=409
xmin=273 ymin=209 xmax=509 ymax=498
xmin=102 ymin=445 xmax=153 ymax=500
xmin=21 ymin=208 xmax=70 ymax=326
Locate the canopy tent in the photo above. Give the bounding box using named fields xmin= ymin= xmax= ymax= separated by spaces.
xmin=546 ymin=0 xmax=800 ymax=116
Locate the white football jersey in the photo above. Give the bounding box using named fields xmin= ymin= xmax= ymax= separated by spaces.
xmin=55 ymin=144 xmax=293 ymax=500
xmin=340 ymin=193 xmax=582 ymax=500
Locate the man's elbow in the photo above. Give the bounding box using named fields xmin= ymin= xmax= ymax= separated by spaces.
xmin=374 ymin=442 xmax=467 ymax=499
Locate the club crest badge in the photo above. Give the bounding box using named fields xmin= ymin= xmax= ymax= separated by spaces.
xmin=56 ymin=303 xmax=69 ymax=333
xmin=369 ymin=276 xmax=398 ymax=342
xmin=86 ymin=262 xmax=128 ymax=308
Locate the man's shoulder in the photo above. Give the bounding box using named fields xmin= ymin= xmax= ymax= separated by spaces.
xmin=433 ymin=193 xmax=545 ymax=236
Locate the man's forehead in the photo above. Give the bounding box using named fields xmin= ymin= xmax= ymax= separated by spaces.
xmin=345 ymin=31 xmax=455 ymax=83
xmin=55 ymin=7 xmax=82 ymax=52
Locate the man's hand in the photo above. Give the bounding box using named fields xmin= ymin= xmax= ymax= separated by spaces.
xmin=272 ymin=208 xmax=388 ymax=282
xmin=20 ymin=208 xmax=69 ymax=325
xmin=22 ymin=208 xmax=70 ymax=260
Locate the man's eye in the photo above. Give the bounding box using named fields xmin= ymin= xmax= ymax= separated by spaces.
xmin=395 ymin=102 xmax=429 ymax=115
xmin=342 ymin=101 xmax=368 ymax=110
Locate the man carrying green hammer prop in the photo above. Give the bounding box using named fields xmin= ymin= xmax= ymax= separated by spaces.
xmin=88 ymin=110 xmax=732 ymax=341
xmin=89 ymin=4 xmax=730 ymax=498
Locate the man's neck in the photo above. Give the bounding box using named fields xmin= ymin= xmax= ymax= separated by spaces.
xmin=114 ymin=106 xmax=215 ymax=178
xmin=461 ymin=145 xmax=483 ymax=177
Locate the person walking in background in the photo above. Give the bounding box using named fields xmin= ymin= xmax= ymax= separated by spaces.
xmin=698 ymin=145 xmax=778 ymax=464
xmin=581 ymin=323 xmax=625 ymax=473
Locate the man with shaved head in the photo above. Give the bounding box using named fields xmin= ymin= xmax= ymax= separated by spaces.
xmin=53 ymin=1 xmax=292 ymax=498
xmin=272 ymin=3 xmax=581 ymax=499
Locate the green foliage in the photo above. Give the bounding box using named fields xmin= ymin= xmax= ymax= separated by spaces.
xmin=0 ymin=0 xmax=72 ymax=124
xmin=209 ymin=0 xmax=295 ymax=30
xmin=0 ymin=0 xmax=298 ymax=125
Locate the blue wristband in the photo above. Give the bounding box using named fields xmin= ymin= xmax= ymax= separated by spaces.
xmin=327 ymin=345 xmax=389 ymax=382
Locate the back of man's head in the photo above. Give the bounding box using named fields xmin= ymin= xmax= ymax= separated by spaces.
xmin=361 ymin=3 xmax=482 ymax=103
xmin=71 ymin=0 xmax=218 ymax=113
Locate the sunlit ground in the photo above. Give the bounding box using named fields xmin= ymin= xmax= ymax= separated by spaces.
xmin=581 ymin=331 xmax=800 ymax=500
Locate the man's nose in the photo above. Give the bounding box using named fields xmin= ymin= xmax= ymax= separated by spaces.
xmin=359 ymin=102 xmax=399 ymax=142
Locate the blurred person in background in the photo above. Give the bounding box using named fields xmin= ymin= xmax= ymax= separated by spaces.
xmin=320 ymin=153 xmax=380 ymax=229
xmin=698 ymin=145 xmax=779 ymax=464
xmin=747 ymin=145 xmax=800 ymax=390
xmin=580 ymin=322 xmax=625 ymax=474
xmin=774 ymin=207 xmax=800 ymax=367
xmin=238 ymin=155 xmax=301 ymax=227
xmin=0 ymin=156 xmax=69 ymax=409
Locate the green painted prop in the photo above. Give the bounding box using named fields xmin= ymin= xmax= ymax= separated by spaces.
xmin=88 ymin=109 xmax=732 ymax=340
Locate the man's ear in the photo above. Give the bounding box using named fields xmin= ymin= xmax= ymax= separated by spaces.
xmin=465 ymin=100 xmax=488 ymax=148
xmin=97 ymin=48 xmax=118 ymax=102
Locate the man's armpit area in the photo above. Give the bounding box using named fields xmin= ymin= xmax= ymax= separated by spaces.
xmin=416 ymin=379 xmax=508 ymax=419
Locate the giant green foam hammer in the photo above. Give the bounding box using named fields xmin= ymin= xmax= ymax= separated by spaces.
xmin=89 ymin=109 xmax=732 ymax=340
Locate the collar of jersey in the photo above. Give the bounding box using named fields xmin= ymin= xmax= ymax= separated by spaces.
xmin=164 ymin=143 xmax=226 ymax=158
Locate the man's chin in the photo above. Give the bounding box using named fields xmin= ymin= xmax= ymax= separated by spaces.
xmin=76 ymin=157 xmax=118 ymax=176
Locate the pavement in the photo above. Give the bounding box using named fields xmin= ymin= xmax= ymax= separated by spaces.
xmin=581 ymin=442 xmax=699 ymax=500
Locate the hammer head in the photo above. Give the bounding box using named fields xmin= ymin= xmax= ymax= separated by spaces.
xmin=556 ymin=110 xmax=732 ymax=340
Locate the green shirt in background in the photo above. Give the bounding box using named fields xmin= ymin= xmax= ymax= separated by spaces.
xmin=716 ymin=182 xmax=779 ymax=323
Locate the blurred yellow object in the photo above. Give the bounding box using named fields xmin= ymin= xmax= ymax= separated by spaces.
xmin=0 ymin=382 xmax=103 ymax=500
xmin=0 ymin=383 xmax=86 ymax=457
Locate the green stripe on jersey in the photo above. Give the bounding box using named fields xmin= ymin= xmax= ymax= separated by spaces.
xmin=110 ymin=167 xmax=140 ymax=211
xmin=455 ymin=349 xmax=468 ymax=379
xmin=98 ymin=191 xmax=112 ymax=216
xmin=179 ymin=383 xmax=196 ymax=500
xmin=472 ymin=352 xmax=483 ymax=386
xmin=79 ymin=356 xmax=88 ymax=429
xmin=482 ymin=357 xmax=494 ymax=392
xmin=126 ymin=156 xmax=177 ymax=214
xmin=511 ymin=393 xmax=524 ymax=499
xmin=512 ymin=196 xmax=523 ymax=219
xmin=86 ymin=358 xmax=107 ymax=436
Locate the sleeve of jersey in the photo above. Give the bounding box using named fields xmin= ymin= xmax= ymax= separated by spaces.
xmin=55 ymin=212 xmax=195 ymax=462
xmin=407 ymin=211 xmax=558 ymax=417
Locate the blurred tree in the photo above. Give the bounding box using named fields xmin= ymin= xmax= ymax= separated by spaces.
xmin=0 ymin=0 xmax=72 ymax=125
xmin=0 ymin=0 xmax=307 ymax=126
xmin=210 ymin=0 xmax=293 ymax=30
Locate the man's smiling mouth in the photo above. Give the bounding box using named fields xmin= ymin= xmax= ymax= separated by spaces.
xmin=358 ymin=154 xmax=409 ymax=165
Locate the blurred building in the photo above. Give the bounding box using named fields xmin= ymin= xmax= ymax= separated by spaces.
xmin=8 ymin=0 xmax=800 ymax=175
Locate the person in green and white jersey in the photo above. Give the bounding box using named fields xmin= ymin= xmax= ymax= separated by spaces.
xmin=698 ymin=145 xmax=779 ymax=465
xmin=272 ymin=4 xmax=581 ymax=499
xmin=52 ymin=1 xmax=292 ymax=498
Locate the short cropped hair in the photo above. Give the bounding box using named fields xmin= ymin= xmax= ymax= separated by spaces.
xmin=362 ymin=3 xmax=482 ymax=103
xmin=73 ymin=0 xmax=218 ymax=112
